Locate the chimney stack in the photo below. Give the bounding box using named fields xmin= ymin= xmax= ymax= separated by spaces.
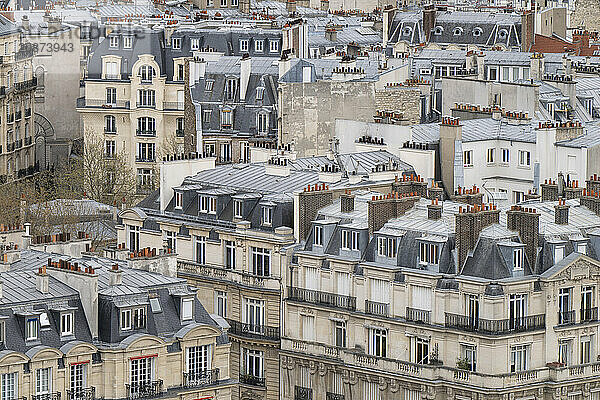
xmin=555 ymin=198 xmax=570 ymax=225
xmin=541 ymin=179 xmax=559 ymax=201
xmin=240 ymin=54 xmax=251 ymax=101
xmin=455 ymin=204 xmax=500 ymax=269
xmin=368 ymin=192 xmax=419 ymax=234
xmin=427 ymin=198 xmax=442 ymax=220
xmin=109 ymin=264 xmax=122 ymax=286
xmin=286 ymin=0 xmax=296 ymax=13
xmin=439 ymin=117 xmax=463 ymax=198
xmin=422 ymin=4 xmax=436 ymax=42
xmin=506 ymin=206 xmax=540 ymax=272
xmin=427 ymin=182 xmax=444 ymax=201
xmin=36 ymin=266 xmax=49 ymax=294
xmin=298 ymin=184 xmax=333 ymax=241
xmin=340 ymin=190 xmax=355 ymax=213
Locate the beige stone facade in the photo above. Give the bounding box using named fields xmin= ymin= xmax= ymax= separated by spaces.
xmin=281 ymin=252 xmax=600 ymax=400
xmin=117 ymin=209 xmax=296 ymax=400
xmin=77 ymin=54 xmax=185 ymax=194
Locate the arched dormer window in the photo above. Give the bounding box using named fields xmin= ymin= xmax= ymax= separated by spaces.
xmin=498 ymin=29 xmax=508 ymax=40
xmin=473 ymin=27 xmax=483 ymax=37
xmin=453 ymin=27 xmax=463 ymax=36
xmin=403 ymin=26 xmax=412 ymax=36
xmin=433 ymin=26 xmax=444 ymax=36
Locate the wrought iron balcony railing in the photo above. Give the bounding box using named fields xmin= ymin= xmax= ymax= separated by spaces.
xmin=295 ymin=386 xmax=313 ymax=400
xmin=125 ymin=380 xmax=163 ymax=400
xmin=227 ymin=319 xmax=280 ymax=341
xmin=445 ymin=313 xmax=546 ymax=334
xmin=288 ymin=287 xmax=356 ymax=311
xmin=183 ymin=369 xmax=219 ymax=388
xmin=32 ymin=393 xmax=61 ymax=400
xmin=66 ymin=387 xmax=95 ymax=400
xmin=240 ymin=374 xmax=265 ymax=387
xmin=406 ymin=307 xmax=431 ymax=324
xmin=558 ymin=310 xmax=576 ymax=326
xmin=365 ymin=300 xmax=389 ymax=317
xmin=580 ymin=307 xmax=598 ymax=323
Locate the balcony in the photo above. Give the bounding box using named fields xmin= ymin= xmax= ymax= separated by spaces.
xmin=136 ymin=157 xmax=156 ymax=163
xmin=32 ymin=393 xmax=61 ymax=400
xmin=580 ymin=307 xmax=598 ymax=323
xmin=226 ymin=318 xmax=280 ymax=341
xmin=104 ymin=73 xmax=126 ymax=80
xmin=66 ymin=387 xmax=95 ymax=400
xmin=288 ymin=287 xmax=356 ymax=311
xmin=182 ymin=369 xmax=219 ymax=388
xmin=15 ymin=139 xmax=22 ymax=149
xmin=14 ymin=78 xmax=37 ymax=93
xmin=15 ymin=110 xmax=21 ymax=120
xmin=240 ymin=374 xmax=265 ymax=387
xmin=406 ymin=307 xmax=431 ymax=324
xmin=326 ymin=393 xmax=344 ymax=400
xmin=365 ymin=300 xmax=389 ymax=317
xmin=176 ymin=129 xmax=185 ymax=137
xmin=558 ymin=310 xmax=576 ymax=326
xmin=104 ymin=128 xmax=117 ymax=135
xmin=136 ymin=129 xmax=156 ymax=137
xmin=163 ymin=101 xmax=184 ymax=110
xmin=136 ymin=102 xmax=156 ymax=109
xmin=125 ymin=380 xmax=163 ymax=400
xmin=79 ymin=98 xmax=130 ymax=109
xmin=295 ymin=386 xmax=313 ymax=400
xmin=7 ymin=113 xmax=14 ymax=123
xmin=6 ymin=142 xmax=13 ymax=152
xmin=445 ymin=313 xmax=546 ymax=334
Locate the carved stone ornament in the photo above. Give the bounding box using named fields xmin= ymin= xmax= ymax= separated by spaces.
xmin=389 ymin=379 xmax=399 ymax=393
xmin=378 ymin=376 xmax=387 ymax=391
xmin=241 ymin=390 xmax=263 ymax=400
xmin=309 ymin=360 xmax=317 ymax=374
xmin=318 ymin=362 xmax=326 ymax=376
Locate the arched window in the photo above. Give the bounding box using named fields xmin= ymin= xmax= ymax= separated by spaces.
xmin=138 ymin=65 xmax=156 ymax=82
xmin=35 ymin=66 xmax=45 ymax=87
xmin=434 ymin=26 xmax=444 ymax=36
xmin=453 ymin=27 xmax=463 ymax=36
xmin=137 ymin=117 xmax=156 ymax=136
xmin=473 ymin=27 xmax=483 ymax=37
xmin=498 ymin=29 xmax=508 ymax=40
xmin=403 ymin=26 xmax=412 ymax=36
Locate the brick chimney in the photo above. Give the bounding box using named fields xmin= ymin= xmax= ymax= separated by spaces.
xmin=340 ymin=190 xmax=354 ymax=213
xmin=428 ymin=198 xmax=442 ymax=220
xmin=320 ymin=0 xmax=329 ymax=11
xmin=453 ymin=185 xmax=484 ymax=205
xmin=555 ymin=198 xmax=570 ymax=225
xmin=455 ymin=203 xmax=500 ymax=270
xmin=422 ymin=4 xmax=436 ymax=42
xmin=297 ymin=183 xmax=333 ymax=241
xmin=368 ymin=192 xmax=419 ymax=234
xmin=286 ymin=0 xmax=296 ymax=13
xmin=392 ymin=174 xmax=427 ymax=197
xmin=581 ymin=189 xmax=600 ymax=215
xmin=541 ymin=179 xmax=559 ymax=201
xmin=564 ymin=180 xmax=583 ymax=199
xmin=427 ymin=182 xmax=444 ymax=201
xmin=587 ymin=174 xmax=600 ymax=195
xmin=439 ymin=116 xmax=463 ymax=199
xmin=530 ymin=52 xmax=545 ymax=81
xmin=36 ymin=266 xmax=49 ymax=294
xmin=325 ymin=26 xmax=337 ymax=42
xmin=506 ymin=206 xmax=540 ymax=271
xmin=109 ymin=264 xmax=123 ymax=286
xmin=521 ymin=10 xmax=534 ymax=52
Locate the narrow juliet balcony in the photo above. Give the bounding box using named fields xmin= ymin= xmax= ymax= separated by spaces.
xmin=182 ymin=369 xmax=219 ymax=388
xmin=365 ymin=300 xmax=389 ymax=317
xmin=406 ymin=307 xmax=431 ymax=324
xmin=125 ymin=380 xmax=163 ymax=400
xmin=66 ymin=387 xmax=95 ymax=400
xmin=32 ymin=393 xmax=61 ymax=400
xmin=226 ymin=318 xmax=280 ymax=341
xmin=240 ymin=374 xmax=265 ymax=387
xmin=580 ymin=307 xmax=598 ymax=323
xmin=294 ymin=386 xmax=313 ymax=400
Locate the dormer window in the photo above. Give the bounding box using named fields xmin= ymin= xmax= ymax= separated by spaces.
xmin=123 ymin=36 xmax=132 ymax=49
xmin=555 ymin=245 xmax=565 ymax=263
xmin=453 ymin=27 xmax=463 ymax=36
xmin=473 ymin=27 xmax=483 ymax=37
xmin=60 ymin=312 xmax=74 ymax=336
xmin=40 ymin=312 xmax=50 ymax=329
xmin=262 ymin=206 xmax=273 ymax=226
xmin=255 ymin=40 xmax=263 ymax=53
xmin=269 ymin=40 xmax=279 ymax=53
xmin=433 ymin=26 xmax=443 ymax=36
xmin=221 ymin=109 xmax=233 ymax=128
xmin=377 ymin=237 xmax=397 ymax=258
xmin=205 ymin=80 xmax=214 ymax=91
xmin=314 ymin=225 xmax=323 ymax=246
xmin=109 ymin=36 xmax=118 ymax=48
xmin=172 ymin=37 xmax=182 ymax=50
xmin=191 ymin=38 xmax=200 ymax=50
xmin=175 ymin=192 xmax=183 ymax=209
xmin=419 ymin=242 xmax=440 ymax=265
xmin=578 ymin=243 xmax=587 ymax=254
xmin=0 ymin=320 xmax=5 ymax=346
xmin=240 ymin=39 xmax=249 ymax=52
xmin=513 ymin=248 xmax=524 ymax=271
xmin=498 ymin=29 xmax=508 ymax=40
xmin=181 ymin=298 xmax=194 ymax=321
xmin=256 ymin=87 xmax=265 ymax=101
xmin=257 ymin=113 xmax=268 ymax=134
xmin=120 ymin=309 xmax=132 ymax=331
xmin=26 ymin=318 xmax=38 ymax=340
xmin=234 ymin=200 xmax=243 ymax=218
xmin=403 ymin=27 xmax=412 ymax=36
xmin=200 ymin=196 xmax=216 ymax=214
xmin=341 ymin=230 xmax=359 ymax=251
xmin=225 ymin=79 xmax=238 ymax=101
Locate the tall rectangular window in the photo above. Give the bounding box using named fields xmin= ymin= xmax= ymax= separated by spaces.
xmin=518 ymin=150 xmax=531 ymax=167
xmin=336 ymin=272 xmax=350 ymax=296
xmin=61 ymin=312 xmax=74 ymax=336
xmin=334 ymin=320 xmax=346 ymax=347
xmin=463 ymin=150 xmax=473 ymax=167
xmin=26 ymin=318 xmax=37 ymax=340
xmin=233 ymin=200 xmax=243 ymax=218
xmin=165 ymin=231 xmax=176 ymax=253
xmin=558 ymin=288 xmax=572 ymax=324
xmin=559 ymin=339 xmax=572 ymax=365
xmin=106 ymin=87 xmax=116 ymax=105
xmin=580 ymin=335 xmax=593 ymax=364
xmin=244 ymin=349 xmax=263 ymax=378
xmin=1 ymin=372 xmax=17 ymax=400
xmin=35 ymin=368 xmax=51 ymax=395
xmin=130 ymin=357 xmax=154 ymax=393
xmin=486 ymin=148 xmax=495 ymax=163
xmin=224 ymin=240 xmax=235 ymax=269
xmin=510 ymin=345 xmax=529 ymax=372
xmin=509 ymin=293 xmax=527 ymax=328
xmin=215 ymin=290 xmax=227 ymax=318
xmin=251 ymin=247 xmax=270 ymax=276
xmin=195 ymin=236 xmax=206 ymax=264
xmin=182 ymin=298 xmax=194 ymax=321
xmin=412 ymin=337 xmax=429 ymax=364
xmin=70 ymin=363 xmax=86 ymax=393
xmin=302 ymin=315 xmax=315 ymax=341
xmin=120 ymin=309 xmax=132 ymax=330
xmin=313 ymin=225 xmax=323 ymax=246
xmin=501 ymin=148 xmax=510 ymax=163
xmin=304 ymin=267 xmax=319 ymax=291
xmin=128 ymin=225 xmax=140 ymax=252
xmin=368 ymin=328 xmax=387 ymax=357
xmin=460 ymin=344 xmax=477 ymax=371
xmin=244 ymin=298 xmax=264 ymax=332
xmin=186 ymin=345 xmax=211 ymax=379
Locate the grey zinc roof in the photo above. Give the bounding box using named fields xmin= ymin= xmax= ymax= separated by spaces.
xmin=411 ymin=118 xmax=538 ymax=144
xmin=0 ymin=14 xmax=18 ymax=36
xmin=0 ymin=270 xmax=78 ymax=306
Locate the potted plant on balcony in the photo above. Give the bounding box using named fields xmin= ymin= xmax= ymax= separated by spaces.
xmin=456 ymin=357 xmax=472 ymax=370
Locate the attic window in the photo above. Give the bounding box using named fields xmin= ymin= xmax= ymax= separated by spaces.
xmin=181 ymin=298 xmax=194 ymax=321
xmin=341 ymin=230 xmax=359 ymax=251
xmin=175 ymin=192 xmax=183 ymax=209
xmin=433 ymin=26 xmax=443 ymax=36
xmin=200 ymin=196 xmax=216 ymax=214
xmin=109 ymin=36 xmax=118 ymax=48
xmin=403 ymin=27 xmax=412 ymax=36
xmin=513 ymin=248 xmax=524 ymax=271
xmin=26 ymin=318 xmax=38 ymax=340
xmin=578 ymin=243 xmax=587 ymax=255
xmin=172 ymin=37 xmax=182 ymax=50
xmin=123 ymin=36 xmax=132 ymax=49
xmin=256 ymin=87 xmax=265 ymax=101
xmin=150 ymin=298 xmax=162 ymax=313
xmin=498 ymin=29 xmax=508 ymax=40
xmin=234 ymin=200 xmax=243 ymax=218
xmin=191 ymin=38 xmax=200 ymax=51
xmin=205 ymin=80 xmax=214 ymax=91
xmin=262 ymin=206 xmax=273 ymax=226
xmin=419 ymin=242 xmax=439 ymax=265
xmin=60 ymin=312 xmax=74 ymax=336
xmin=473 ymin=27 xmax=483 ymax=37
xmin=314 ymin=225 xmax=323 ymax=246
xmin=40 ymin=312 xmax=50 ymax=328
xmin=377 ymin=237 xmax=397 ymax=258
xmin=554 ymin=245 xmax=565 ymax=263
xmin=453 ymin=27 xmax=463 ymax=36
